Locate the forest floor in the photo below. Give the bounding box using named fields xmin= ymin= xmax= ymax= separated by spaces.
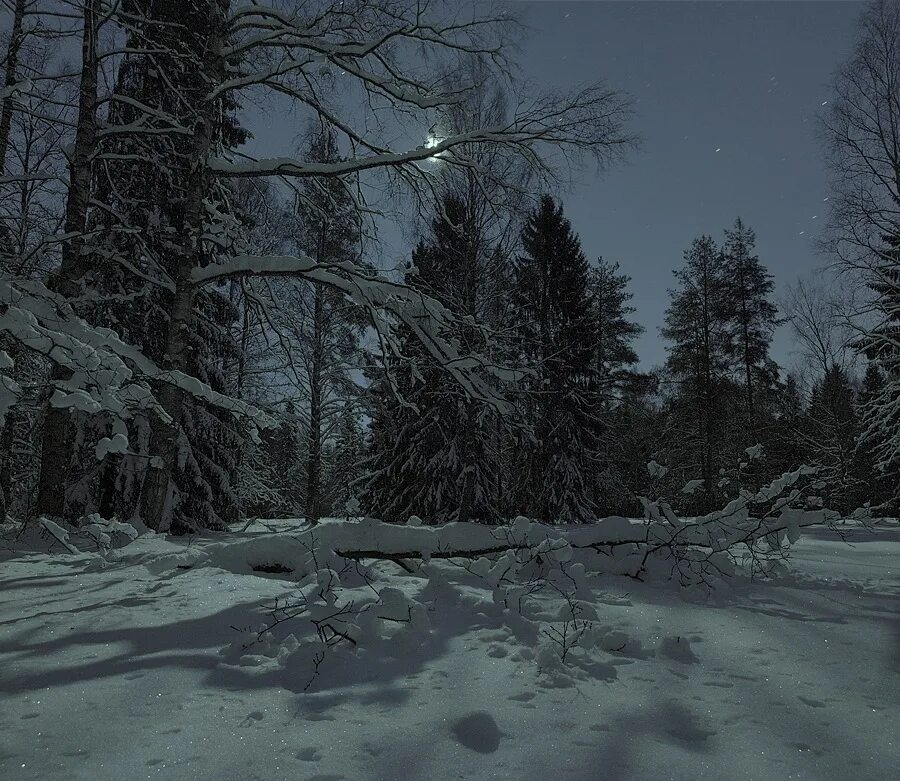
xmin=0 ymin=518 xmax=897 ymax=781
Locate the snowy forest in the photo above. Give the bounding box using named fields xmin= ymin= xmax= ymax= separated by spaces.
xmin=0 ymin=2 xmax=897 ymax=780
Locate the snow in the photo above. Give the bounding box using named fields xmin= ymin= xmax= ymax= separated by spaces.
xmin=0 ymin=518 xmax=897 ymax=780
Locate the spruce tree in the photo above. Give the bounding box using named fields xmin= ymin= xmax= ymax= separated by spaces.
xmin=86 ymin=0 xmax=248 ymax=531
xmin=362 ymin=196 xmax=498 ymax=523
xmin=857 ymin=235 xmax=900 ymax=501
xmin=661 ymin=235 xmax=733 ymax=507
xmin=513 ymin=196 xmax=598 ymax=522
xmin=856 ymin=362 xmax=894 ymax=508
xmin=327 ymin=403 xmax=365 ymax=516
xmin=804 ymin=366 xmax=864 ymax=513
xmin=767 ymin=373 xmax=806 ymax=477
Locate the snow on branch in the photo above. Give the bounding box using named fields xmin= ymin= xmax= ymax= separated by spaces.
xmin=191 ymin=254 xmax=522 ymax=411
xmin=215 ymin=465 xmax=832 ymax=586
xmin=0 ymin=276 xmax=268 ymax=433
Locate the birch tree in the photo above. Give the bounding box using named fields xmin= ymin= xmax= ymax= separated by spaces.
xmin=823 ymin=0 xmax=900 ymax=493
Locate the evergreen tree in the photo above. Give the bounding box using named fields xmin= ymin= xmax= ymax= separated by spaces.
xmin=857 ymin=235 xmax=900 ymax=502
xmin=855 ymin=362 xmax=894 ymax=509
xmin=589 ymin=258 xmax=643 ymax=394
xmin=293 ymin=127 xmax=365 ymax=523
xmin=513 ymin=196 xmax=598 ymax=522
xmin=326 ymin=403 xmax=365 ymax=516
xmin=803 ymin=366 xmax=864 ymax=513
xmin=99 ymin=0 xmax=247 ymax=531
xmin=240 ymin=403 xmax=303 ymax=519
xmin=767 ymin=373 xmax=806 ymax=478
xmin=661 ymin=235 xmax=733 ymax=507
xmin=586 ymin=258 xmax=644 ymax=514
xmin=362 ymin=196 xmax=499 ymax=523
xmin=721 ymin=218 xmax=779 ymax=432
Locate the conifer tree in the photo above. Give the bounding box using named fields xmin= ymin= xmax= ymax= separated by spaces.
xmin=585 ymin=258 xmax=644 ymax=513
xmin=767 ymin=373 xmax=806 ymax=477
xmin=589 ymin=258 xmax=643 ymax=394
xmin=803 ymin=366 xmax=864 ymax=513
xmin=327 ymin=403 xmax=365 ymax=516
xmin=721 ymin=218 xmax=778 ymax=432
xmin=661 ymin=236 xmax=733 ymax=506
xmin=362 ymin=197 xmax=498 ymax=523
xmin=823 ymin=0 xmax=900 ymax=499
xmin=513 ymin=196 xmax=598 ymax=522
xmin=856 ymin=237 xmax=900 ymax=499
xmin=292 ymin=127 xmax=364 ymax=523
xmin=856 ymin=362 xmax=895 ymax=509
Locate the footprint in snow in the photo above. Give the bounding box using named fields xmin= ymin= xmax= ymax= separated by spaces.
xmin=659 ymin=702 xmax=716 ymax=748
xmin=790 ymin=742 xmax=825 ymax=757
xmin=296 ymin=747 xmax=322 ymax=762
xmin=507 ymin=691 xmax=535 ymax=702
xmin=797 ymin=696 xmax=826 ymax=708
xmin=451 ymin=712 xmax=503 ymax=754
xmin=240 ymin=710 xmax=265 ymax=726
xmin=305 ymin=712 xmax=336 ymax=722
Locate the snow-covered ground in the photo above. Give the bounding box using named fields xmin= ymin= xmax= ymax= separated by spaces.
xmin=0 ymin=519 xmax=897 ymax=781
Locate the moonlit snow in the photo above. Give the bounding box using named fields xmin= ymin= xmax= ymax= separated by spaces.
xmin=1 ymin=518 xmax=896 ymax=780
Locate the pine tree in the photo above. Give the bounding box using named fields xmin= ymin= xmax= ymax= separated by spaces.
xmin=513 ymin=196 xmax=598 ymax=522
xmin=585 ymin=258 xmax=644 ymax=513
xmin=721 ymin=218 xmax=779 ymax=433
xmin=661 ymin=235 xmax=733 ymax=507
xmin=589 ymin=258 xmax=643 ymax=393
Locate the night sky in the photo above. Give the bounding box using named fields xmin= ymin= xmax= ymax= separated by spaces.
xmin=245 ymin=1 xmax=864 ymax=370
xmin=518 ymin=0 xmax=863 ymax=369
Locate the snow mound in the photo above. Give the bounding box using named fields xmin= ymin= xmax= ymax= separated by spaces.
xmin=658 ymin=635 xmax=699 ymax=664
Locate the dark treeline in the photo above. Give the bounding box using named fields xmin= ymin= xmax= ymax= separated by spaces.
xmin=359 ymin=199 xmax=897 ymax=523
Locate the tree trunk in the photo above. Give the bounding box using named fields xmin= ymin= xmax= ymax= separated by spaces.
xmin=0 ymin=0 xmax=26 ymax=175
xmin=1 ymin=0 xmax=28 ymax=515
xmin=33 ymin=0 xmax=99 ymax=520
xmin=305 ymin=248 xmax=326 ymax=524
xmin=738 ymin=258 xmax=755 ymax=431
xmin=0 ymin=406 xmax=12 ymax=518
xmin=139 ymin=0 xmax=227 ymax=531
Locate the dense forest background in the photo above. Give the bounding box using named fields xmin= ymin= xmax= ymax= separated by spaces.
xmin=1 ymin=0 xmax=898 ymax=533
